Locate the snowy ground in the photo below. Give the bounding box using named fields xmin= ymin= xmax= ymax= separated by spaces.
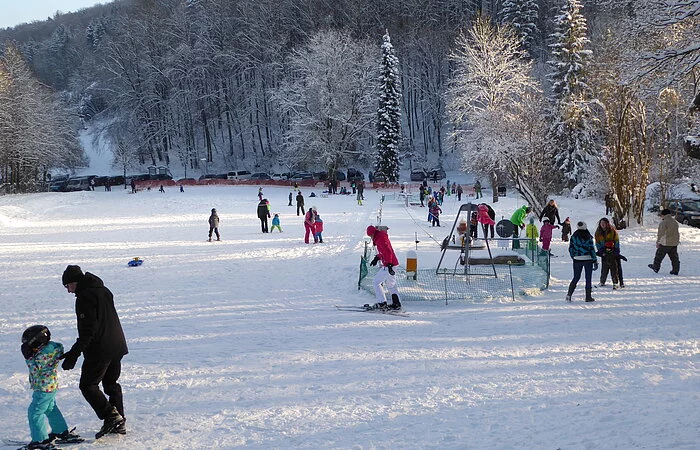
xmin=0 ymin=183 xmax=698 ymax=449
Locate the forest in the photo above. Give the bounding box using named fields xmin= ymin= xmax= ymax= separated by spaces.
xmin=0 ymin=0 xmax=698 ymax=224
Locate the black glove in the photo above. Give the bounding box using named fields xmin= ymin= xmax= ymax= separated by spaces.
xmin=60 ymin=349 xmax=80 ymax=371
xmin=387 ymin=265 xmax=395 ymax=276
xmin=370 ymin=256 xmax=380 ymax=266
xmin=593 ymin=262 xmax=599 ymax=271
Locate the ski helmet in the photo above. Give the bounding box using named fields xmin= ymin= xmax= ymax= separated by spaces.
xmin=21 ymin=325 xmax=50 ymax=349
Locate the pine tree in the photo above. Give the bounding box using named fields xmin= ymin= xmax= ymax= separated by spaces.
xmin=499 ymin=0 xmax=539 ymax=53
xmin=547 ymin=0 xmax=601 ymax=186
xmin=374 ymin=31 xmax=402 ymax=183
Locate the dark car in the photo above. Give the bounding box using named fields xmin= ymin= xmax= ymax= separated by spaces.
xmin=410 ymin=170 xmax=427 ymax=182
xmin=666 ymin=199 xmax=700 ymax=227
xmin=199 ymin=174 xmax=227 ymax=180
xmin=291 ymin=172 xmax=314 ymax=181
xmin=250 ymin=172 xmax=272 ymax=180
xmin=346 ymin=168 xmax=364 ymax=181
xmin=428 ymin=168 xmax=446 ymax=181
xmin=49 ymin=175 xmax=70 ymax=192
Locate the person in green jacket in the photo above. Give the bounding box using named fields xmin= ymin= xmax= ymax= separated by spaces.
xmin=510 ymin=205 xmax=531 ymax=249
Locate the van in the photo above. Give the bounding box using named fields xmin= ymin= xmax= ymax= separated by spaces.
xmin=227 ymin=170 xmax=252 ymax=180
xmin=64 ymin=176 xmax=95 ymax=192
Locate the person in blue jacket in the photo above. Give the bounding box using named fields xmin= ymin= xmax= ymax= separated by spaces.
xmin=566 ymin=221 xmax=598 ymax=302
xmin=22 ymin=325 xmax=83 ymax=449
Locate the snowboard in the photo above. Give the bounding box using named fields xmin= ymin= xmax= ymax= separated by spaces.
xmin=335 ymin=305 xmax=410 ymax=317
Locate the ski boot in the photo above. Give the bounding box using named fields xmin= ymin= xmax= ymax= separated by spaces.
xmin=95 ymin=406 xmax=125 ymax=439
xmin=388 ymin=294 xmax=402 ymax=310
xmin=50 ymin=427 xmax=85 ymax=444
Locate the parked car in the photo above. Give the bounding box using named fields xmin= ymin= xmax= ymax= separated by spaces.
xmin=226 ymin=170 xmax=252 ymax=180
xmin=271 ymin=173 xmax=287 ymax=181
xmin=428 ymin=168 xmax=446 ymax=181
xmin=410 ymin=170 xmax=427 ymax=182
xmin=335 ymin=170 xmax=346 ymax=181
xmin=346 ymin=168 xmax=364 ymax=181
xmin=49 ymin=175 xmax=70 ymax=192
xmin=666 ymin=199 xmax=700 ymax=227
xmin=250 ymin=172 xmax=272 ymax=180
xmin=64 ymin=176 xmax=96 ymax=192
xmin=290 ymin=172 xmax=314 ymax=181
xmin=199 ymin=173 xmax=227 ymax=181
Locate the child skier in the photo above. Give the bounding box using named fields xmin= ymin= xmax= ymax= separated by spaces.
xmin=561 ymin=217 xmax=572 ymax=242
xmin=429 ymin=201 xmax=442 ymax=227
xmin=367 ymin=225 xmax=401 ymax=310
xmin=21 ymin=325 xmax=83 ymax=450
xmin=525 ymin=217 xmax=539 ymax=251
xmin=208 ymin=208 xmax=220 ymax=241
xmin=469 ymin=211 xmax=479 ymax=241
xmin=314 ymin=214 xmax=324 ymax=243
xmin=539 ymin=217 xmax=560 ymax=254
xmin=271 ymin=213 xmax=282 ymax=232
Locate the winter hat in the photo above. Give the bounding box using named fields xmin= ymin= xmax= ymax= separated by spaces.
xmin=564 ymin=217 xmax=570 ymax=222
xmin=211 ymin=208 xmax=216 ymax=213
xmin=366 ymin=225 xmax=376 ymax=237
xmin=543 ymin=217 xmax=550 ymax=223
xmin=577 ymin=221 xmax=587 ymax=231
xmin=62 ymin=265 xmax=84 ymax=285
xmin=312 ymin=206 xmax=317 ymax=211
xmin=529 ymin=217 xmax=535 ymax=224
xmin=661 ymin=208 xmax=671 ymax=216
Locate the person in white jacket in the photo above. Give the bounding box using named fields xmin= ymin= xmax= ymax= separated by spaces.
xmin=648 ymin=209 xmax=680 ymax=275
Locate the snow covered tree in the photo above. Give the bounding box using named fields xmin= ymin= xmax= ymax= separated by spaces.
xmin=0 ymin=44 xmax=82 ymax=192
xmin=498 ymin=0 xmax=539 ymax=54
xmin=374 ymin=31 xmax=402 ymax=184
xmin=446 ymin=16 xmax=549 ymax=210
xmin=274 ymin=30 xmax=379 ymax=174
xmin=547 ymin=0 xmax=602 ymax=187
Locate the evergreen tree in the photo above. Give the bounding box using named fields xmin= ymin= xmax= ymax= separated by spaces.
xmin=547 ymin=0 xmax=601 ymax=186
xmin=499 ymin=0 xmax=539 ymax=53
xmin=374 ymin=31 xmax=402 ymax=183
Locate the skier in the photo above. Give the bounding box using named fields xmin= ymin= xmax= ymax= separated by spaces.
xmin=477 ymin=203 xmax=496 ymax=239
xmin=296 ymin=191 xmax=305 ymax=216
xmin=366 ymin=225 xmax=402 ymax=310
xmin=208 ymin=208 xmax=220 ymax=241
xmin=561 ymin=217 xmax=572 ymax=241
xmin=60 ymin=265 xmax=128 ymax=438
xmin=595 ymin=217 xmax=621 ymax=288
xmin=304 ymin=207 xmax=317 ymax=244
xmin=539 ymin=199 xmax=562 ymax=225
xmin=257 ymin=198 xmax=271 ymax=233
xmin=314 ymin=214 xmax=324 ymax=243
xmin=566 ymin=222 xmax=598 ymax=302
xmin=271 ymin=213 xmax=283 ymax=232
xmin=539 ymin=217 xmax=559 ymax=254
xmin=21 ymin=325 xmax=83 ymax=450
xmin=525 ymin=217 xmax=539 ymax=251
xmin=510 ymin=205 xmax=531 ymax=249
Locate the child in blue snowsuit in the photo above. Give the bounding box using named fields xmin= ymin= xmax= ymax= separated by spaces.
xmin=21 ymin=325 xmax=82 ymax=449
xmin=271 ymin=213 xmax=282 ymax=232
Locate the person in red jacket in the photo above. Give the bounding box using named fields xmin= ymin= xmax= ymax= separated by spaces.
xmin=366 ymin=225 xmax=402 ymax=310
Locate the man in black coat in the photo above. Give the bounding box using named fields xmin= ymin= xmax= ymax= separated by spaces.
xmin=61 ymin=265 xmax=128 ymax=438
xmin=257 ymin=198 xmax=271 ymax=233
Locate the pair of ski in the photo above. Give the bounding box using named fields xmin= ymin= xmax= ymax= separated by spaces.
xmin=3 ymin=436 xmax=85 ymax=450
xmin=335 ymin=304 xmax=409 ymax=317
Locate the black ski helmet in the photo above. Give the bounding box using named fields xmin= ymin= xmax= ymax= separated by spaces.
xmin=21 ymin=325 xmax=50 ymax=349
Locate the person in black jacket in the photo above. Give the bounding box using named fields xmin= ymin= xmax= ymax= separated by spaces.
xmin=60 ymin=265 xmax=128 ymax=439
xmin=539 ymin=199 xmax=561 ymax=225
xmin=257 ymin=198 xmax=271 ymax=233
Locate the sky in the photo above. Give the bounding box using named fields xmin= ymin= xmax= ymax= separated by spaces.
xmin=0 ymin=1 xmax=105 ymax=29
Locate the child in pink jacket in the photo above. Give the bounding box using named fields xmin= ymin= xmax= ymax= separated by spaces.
xmin=539 ymin=217 xmax=560 ymax=252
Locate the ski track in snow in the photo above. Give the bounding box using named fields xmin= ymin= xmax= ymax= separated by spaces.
xmin=0 ymin=185 xmax=698 ymax=449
